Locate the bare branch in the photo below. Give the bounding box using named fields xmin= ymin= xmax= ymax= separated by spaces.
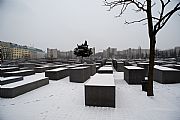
xmin=152 ymin=17 xmax=160 ymax=21
xmin=151 ymin=2 xmax=156 ymax=8
xmin=104 ymin=0 xmax=147 ymax=17
xmin=125 ymin=18 xmax=147 ymax=24
xmin=104 ymin=0 xmax=180 ymax=35
xmin=154 ymin=2 xmax=180 ymax=34
xmin=131 ymin=0 xmax=147 ymax=12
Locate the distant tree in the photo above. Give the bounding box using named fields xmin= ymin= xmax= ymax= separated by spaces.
xmin=74 ymin=41 xmax=93 ymax=63
xmin=104 ymin=0 xmax=180 ymax=96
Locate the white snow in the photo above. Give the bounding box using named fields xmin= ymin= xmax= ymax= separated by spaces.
xmin=35 ymin=67 xmax=45 ymax=69
xmin=46 ymin=67 xmax=68 ymax=72
xmin=65 ymin=65 xmax=77 ymax=68
xmin=154 ymin=65 xmax=180 ymax=71
xmin=104 ymin=65 xmax=112 ymax=67
xmin=117 ymin=62 xmax=123 ymax=63
xmin=124 ymin=66 xmax=144 ymax=70
xmin=71 ymin=67 xmax=88 ymax=69
xmin=0 ymin=71 xmax=180 ymax=120
xmin=0 ymin=67 xmax=19 ymax=70
xmin=0 ymin=76 xmax=22 ymax=81
xmin=5 ymin=69 xmax=33 ymax=74
xmin=175 ymin=65 xmax=180 ymax=67
xmin=99 ymin=66 xmax=113 ymax=70
xmin=1 ymin=73 xmax=46 ymax=88
xmin=53 ymin=64 xmax=67 ymax=67
xmin=85 ymin=74 xmax=115 ymax=86
xmin=138 ymin=63 xmax=149 ymax=65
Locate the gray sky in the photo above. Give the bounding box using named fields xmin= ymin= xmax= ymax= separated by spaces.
xmin=0 ymin=0 xmax=180 ymax=52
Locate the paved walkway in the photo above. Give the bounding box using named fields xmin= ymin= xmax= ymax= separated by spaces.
xmin=0 ymin=72 xmax=180 ymax=120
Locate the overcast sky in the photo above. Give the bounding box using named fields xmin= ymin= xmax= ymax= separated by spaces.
xmin=0 ymin=0 xmax=180 ymax=52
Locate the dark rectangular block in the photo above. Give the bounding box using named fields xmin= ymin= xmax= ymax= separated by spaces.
xmin=45 ymin=67 xmax=69 ymax=80
xmin=85 ymin=74 xmax=115 ymax=108
xmin=79 ymin=64 xmax=96 ymax=76
xmin=4 ymin=70 xmax=35 ymax=77
xmin=0 ymin=67 xmax=20 ymax=77
xmin=70 ymin=67 xmax=90 ymax=83
xmin=0 ymin=67 xmax=19 ymax=72
xmin=154 ymin=65 xmax=180 ymax=84
xmin=18 ymin=63 xmax=35 ymax=69
xmin=97 ymin=66 xmax=113 ymax=74
xmin=0 ymin=76 xmax=49 ymax=98
xmin=42 ymin=64 xmax=68 ymax=71
xmin=112 ymin=59 xmax=117 ymax=70
xmin=124 ymin=66 xmax=145 ymax=84
xmin=105 ymin=61 xmax=112 ymax=65
xmin=137 ymin=63 xmax=149 ymax=77
xmin=174 ymin=65 xmax=180 ymax=70
xmin=142 ymin=79 xmax=148 ymax=92
xmin=0 ymin=76 xmax=23 ymax=85
xmin=117 ymin=62 xmax=124 ymax=72
xmin=34 ymin=67 xmax=46 ymax=73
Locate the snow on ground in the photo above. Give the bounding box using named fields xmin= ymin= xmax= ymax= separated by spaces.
xmin=0 ymin=71 xmax=180 ymax=120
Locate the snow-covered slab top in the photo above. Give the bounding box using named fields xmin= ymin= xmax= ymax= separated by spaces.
xmin=124 ymin=66 xmax=144 ymax=70
xmin=75 ymin=64 xmax=84 ymax=66
xmin=66 ymin=65 xmax=77 ymax=68
xmin=175 ymin=65 xmax=180 ymax=67
xmin=46 ymin=67 xmax=68 ymax=72
xmin=1 ymin=73 xmax=47 ymax=88
xmin=138 ymin=63 xmax=149 ymax=65
xmin=83 ymin=64 xmax=96 ymax=66
xmin=117 ymin=62 xmax=123 ymax=63
xmin=154 ymin=65 xmax=180 ymax=71
xmin=35 ymin=67 xmax=45 ymax=69
xmin=0 ymin=76 xmax=22 ymax=81
xmin=71 ymin=67 xmax=88 ymax=70
xmin=18 ymin=63 xmax=34 ymax=65
xmin=42 ymin=65 xmax=50 ymax=67
xmin=99 ymin=66 xmax=113 ymax=71
xmin=155 ymin=60 xmax=166 ymax=63
xmin=128 ymin=62 xmax=135 ymax=64
xmin=5 ymin=69 xmax=33 ymax=74
xmin=85 ymin=74 xmax=115 ymax=86
xmin=104 ymin=65 xmax=112 ymax=67
xmin=53 ymin=64 xmax=67 ymax=67
xmin=0 ymin=67 xmax=19 ymax=70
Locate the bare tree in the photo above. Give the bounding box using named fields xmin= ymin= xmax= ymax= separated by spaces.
xmin=104 ymin=0 xmax=180 ymax=96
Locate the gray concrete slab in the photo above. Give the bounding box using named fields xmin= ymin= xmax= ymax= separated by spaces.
xmin=0 ymin=75 xmax=49 ymax=98
xmin=45 ymin=67 xmax=69 ymax=80
xmin=85 ymin=74 xmax=115 ymax=108
xmin=154 ymin=65 xmax=180 ymax=84
xmin=70 ymin=67 xmax=90 ymax=83
xmin=124 ymin=66 xmax=145 ymax=84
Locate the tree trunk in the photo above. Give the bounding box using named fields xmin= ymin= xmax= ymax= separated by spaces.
xmin=147 ymin=35 xmax=155 ymax=96
xmin=146 ymin=0 xmax=155 ymax=96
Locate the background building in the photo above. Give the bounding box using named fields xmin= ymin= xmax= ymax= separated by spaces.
xmin=47 ymin=48 xmax=58 ymax=59
xmin=0 ymin=40 xmax=45 ymax=60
